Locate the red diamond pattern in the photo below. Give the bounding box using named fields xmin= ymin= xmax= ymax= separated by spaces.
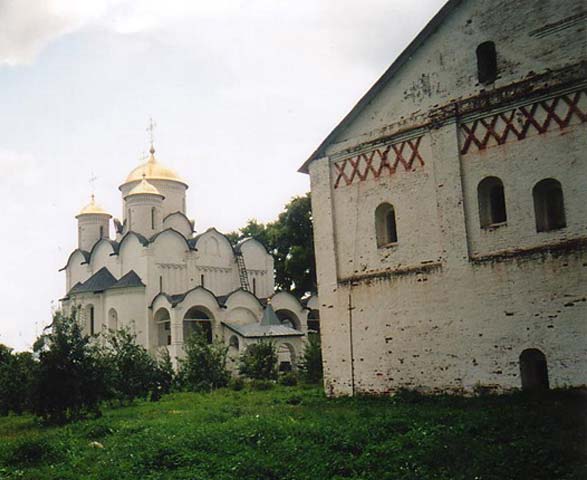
xmin=460 ymin=89 xmax=587 ymax=154
xmin=333 ymin=136 xmax=424 ymax=188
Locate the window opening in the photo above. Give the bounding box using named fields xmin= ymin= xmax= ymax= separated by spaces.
xmin=478 ymin=177 xmax=507 ymax=227
xmin=533 ymin=179 xmax=566 ymax=232
xmin=476 ymin=41 xmax=497 ymax=84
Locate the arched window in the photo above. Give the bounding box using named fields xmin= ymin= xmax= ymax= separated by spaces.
xmin=478 ymin=176 xmax=507 ymax=227
xmin=127 ymin=208 xmax=132 ymax=229
xmin=200 ymin=274 xmax=205 ymax=288
xmin=252 ymin=278 xmax=257 ymax=295
xmin=88 ymin=305 xmax=95 ymax=335
xmin=229 ymin=335 xmax=239 ymax=351
xmin=108 ymin=308 xmax=118 ymax=331
xmin=151 ymin=207 xmax=156 ymax=230
xmin=533 ymin=179 xmax=566 ymax=232
xmin=375 ymin=203 xmax=398 ymax=247
xmin=99 ymin=226 xmax=104 ymax=239
xmin=476 ymin=41 xmax=497 ymax=84
xmin=154 ymin=308 xmax=171 ymax=346
xmin=183 ymin=307 xmax=213 ymax=344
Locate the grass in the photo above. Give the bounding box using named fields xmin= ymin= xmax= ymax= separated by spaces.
xmin=0 ymin=386 xmax=585 ymax=480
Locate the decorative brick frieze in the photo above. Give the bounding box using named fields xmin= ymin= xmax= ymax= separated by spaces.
xmin=333 ymin=136 xmax=424 ymax=188
xmin=459 ymin=89 xmax=587 ymax=154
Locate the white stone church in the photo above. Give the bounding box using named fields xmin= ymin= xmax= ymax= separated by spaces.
xmin=61 ymin=145 xmax=319 ymax=370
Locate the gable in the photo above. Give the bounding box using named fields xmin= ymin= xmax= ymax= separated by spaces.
xmin=301 ymin=0 xmax=586 ymax=169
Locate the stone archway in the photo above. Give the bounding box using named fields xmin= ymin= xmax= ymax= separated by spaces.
xmin=275 ymin=309 xmax=301 ymax=331
xmin=520 ymin=348 xmax=549 ymax=391
xmin=154 ymin=307 xmax=171 ymax=347
xmin=183 ymin=307 xmax=213 ymax=344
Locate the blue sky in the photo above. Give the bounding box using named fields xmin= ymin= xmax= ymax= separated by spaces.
xmin=0 ymin=0 xmax=446 ymax=350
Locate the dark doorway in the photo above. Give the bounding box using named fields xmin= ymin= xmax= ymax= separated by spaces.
xmin=519 ymin=349 xmax=549 ymax=391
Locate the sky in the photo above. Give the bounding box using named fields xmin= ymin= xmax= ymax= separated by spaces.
xmin=0 ymin=0 xmax=446 ymax=350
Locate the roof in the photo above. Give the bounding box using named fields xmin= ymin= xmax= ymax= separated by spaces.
xmin=68 ymin=267 xmax=117 ymax=294
xmin=125 ymin=176 xmax=164 ymax=199
xmin=110 ymin=270 xmax=145 ymax=289
xmin=67 ymin=268 xmax=145 ymax=296
xmin=222 ymin=321 xmax=303 ymax=339
xmin=121 ymin=147 xmax=187 ymax=188
xmin=76 ymin=194 xmax=111 ymax=218
xmin=298 ymin=0 xmax=462 ymax=173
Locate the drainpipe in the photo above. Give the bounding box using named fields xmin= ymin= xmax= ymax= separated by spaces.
xmin=348 ymin=288 xmax=356 ymax=396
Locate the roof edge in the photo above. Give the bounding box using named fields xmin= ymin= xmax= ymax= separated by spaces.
xmin=298 ymin=0 xmax=462 ymax=174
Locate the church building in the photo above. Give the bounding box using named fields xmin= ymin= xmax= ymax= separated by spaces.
xmin=302 ymin=0 xmax=586 ymax=395
xmin=61 ymin=144 xmax=317 ymax=370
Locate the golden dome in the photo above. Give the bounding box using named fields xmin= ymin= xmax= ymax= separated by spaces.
xmin=125 ymin=175 xmax=164 ymax=199
xmin=76 ymin=195 xmax=112 ymax=218
xmin=122 ymin=148 xmax=186 ymax=187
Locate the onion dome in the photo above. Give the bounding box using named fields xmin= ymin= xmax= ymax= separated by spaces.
xmin=76 ymin=195 xmax=112 ymax=218
xmin=122 ymin=146 xmax=186 ymax=187
xmin=124 ymin=174 xmax=165 ymax=199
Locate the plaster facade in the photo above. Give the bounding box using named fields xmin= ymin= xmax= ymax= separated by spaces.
xmin=304 ymin=0 xmax=587 ymax=395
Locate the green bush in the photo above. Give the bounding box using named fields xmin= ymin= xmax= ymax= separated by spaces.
xmin=32 ymin=309 xmax=109 ymax=424
xmin=228 ymin=377 xmax=245 ymax=391
xmin=5 ymin=437 xmax=64 ymax=467
xmin=0 ymin=347 xmax=37 ymax=416
xmin=279 ymin=372 xmax=298 ymax=387
xmin=299 ymin=333 xmax=323 ymax=384
xmin=249 ymin=379 xmax=274 ymax=391
xmin=102 ymin=327 xmax=160 ymax=404
xmin=239 ymin=340 xmax=278 ymax=380
xmin=178 ymin=326 xmax=229 ymax=392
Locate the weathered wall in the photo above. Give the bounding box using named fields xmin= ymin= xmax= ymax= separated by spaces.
xmin=309 ymin=0 xmax=587 ymax=396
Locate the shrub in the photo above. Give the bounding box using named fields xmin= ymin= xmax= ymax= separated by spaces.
xmin=299 ymin=333 xmax=323 ymax=384
xmin=239 ymin=340 xmax=278 ymax=381
xmin=102 ymin=327 xmax=159 ymax=404
xmin=0 ymin=347 xmax=37 ymax=416
xmin=249 ymin=379 xmax=274 ymax=391
xmin=5 ymin=437 xmax=64 ymax=467
xmin=32 ymin=309 xmax=109 ymax=424
xmin=178 ymin=326 xmax=229 ymax=392
xmin=279 ymin=372 xmax=298 ymax=387
xmin=153 ymin=348 xmax=175 ymax=398
xmin=229 ymin=377 xmax=245 ymax=391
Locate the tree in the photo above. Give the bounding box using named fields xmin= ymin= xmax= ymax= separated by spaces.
xmin=32 ymin=309 xmax=108 ymax=424
xmin=228 ymin=193 xmax=316 ymax=297
xmin=0 ymin=346 xmax=37 ymax=416
xmin=102 ymin=327 xmax=159 ymax=404
xmin=299 ymin=333 xmax=323 ymax=384
xmin=177 ymin=327 xmax=229 ymax=392
xmin=239 ymin=340 xmax=278 ymax=381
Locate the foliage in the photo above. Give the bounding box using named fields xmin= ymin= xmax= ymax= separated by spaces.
xmin=228 ymin=193 xmax=316 ymax=297
xmin=248 ymin=379 xmax=274 ymax=391
xmin=0 ymin=387 xmax=585 ymax=479
xmin=154 ymin=348 xmax=175 ymax=397
xmin=0 ymin=346 xmax=37 ymax=416
xmin=239 ymin=340 xmax=278 ymax=381
xmin=177 ymin=327 xmax=229 ymax=392
xmin=31 ymin=309 xmax=109 ymax=424
xmin=299 ymin=333 xmax=323 ymax=384
xmin=228 ymin=377 xmax=245 ymax=391
xmin=101 ymin=327 xmax=159 ymax=404
xmin=278 ymin=371 xmax=298 ymax=387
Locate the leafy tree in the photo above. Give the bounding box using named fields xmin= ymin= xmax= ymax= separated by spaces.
xmin=228 ymin=193 xmax=316 ymax=297
xmin=32 ymin=309 xmax=108 ymax=424
xmin=299 ymin=333 xmax=323 ymax=384
xmin=102 ymin=327 xmax=159 ymax=404
xmin=239 ymin=340 xmax=278 ymax=381
xmin=0 ymin=346 xmax=37 ymax=416
xmin=153 ymin=348 xmax=175 ymax=398
xmin=178 ymin=327 xmax=229 ymax=392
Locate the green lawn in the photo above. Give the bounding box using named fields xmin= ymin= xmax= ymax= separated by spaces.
xmin=0 ymin=386 xmax=585 ymax=480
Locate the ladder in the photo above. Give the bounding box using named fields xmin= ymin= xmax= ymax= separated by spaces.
xmin=235 ymin=253 xmax=251 ymax=292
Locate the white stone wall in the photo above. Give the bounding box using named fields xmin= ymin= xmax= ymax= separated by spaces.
xmin=77 ymin=215 xmax=110 ymax=252
xmin=308 ymin=0 xmax=587 ymax=396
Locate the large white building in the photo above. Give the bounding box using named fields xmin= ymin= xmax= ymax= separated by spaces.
xmin=61 ymin=145 xmax=318 ymax=370
xmin=302 ymin=0 xmax=586 ymax=395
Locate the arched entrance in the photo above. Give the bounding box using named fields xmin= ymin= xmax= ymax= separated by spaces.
xmin=183 ymin=307 xmax=213 ymax=344
xmin=520 ymin=348 xmax=549 ymax=391
xmin=277 ymin=343 xmax=296 ymax=372
xmin=154 ymin=308 xmax=171 ymax=347
xmin=108 ymin=308 xmax=118 ymax=331
xmin=275 ymin=309 xmax=301 ymax=331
